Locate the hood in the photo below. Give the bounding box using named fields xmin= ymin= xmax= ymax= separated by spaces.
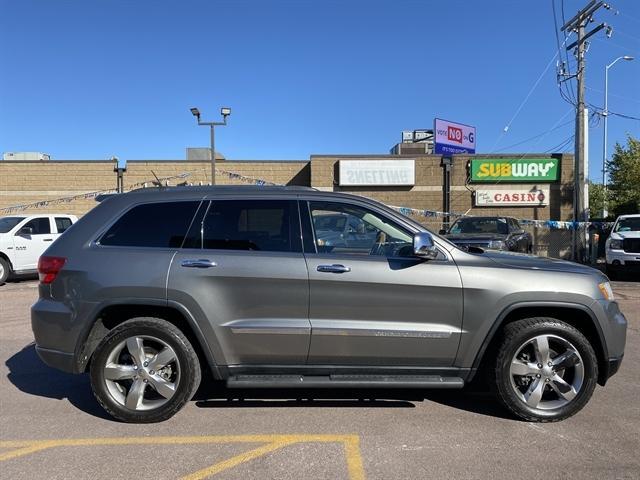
xmin=445 ymin=233 xmax=507 ymax=242
xmin=610 ymin=230 xmax=640 ymax=240
xmin=482 ymin=250 xmax=601 ymax=276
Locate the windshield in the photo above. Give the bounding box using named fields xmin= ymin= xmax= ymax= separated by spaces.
xmin=314 ymin=215 xmax=347 ymax=232
xmin=449 ymin=217 xmax=508 ymax=235
xmin=0 ymin=217 xmax=25 ymax=233
xmin=614 ymin=217 xmax=640 ymax=233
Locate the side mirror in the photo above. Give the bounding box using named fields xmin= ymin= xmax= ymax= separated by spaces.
xmin=438 ymin=229 xmax=447 ymax=235
xmin=413 ymin=232 xmax=439 ymax=260
xmin=18 ymin=226 xmax=33 ymax=236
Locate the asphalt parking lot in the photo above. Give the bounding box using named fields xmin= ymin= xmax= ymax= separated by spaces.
xmin=1 ymin=279 xmax=639 ymax=479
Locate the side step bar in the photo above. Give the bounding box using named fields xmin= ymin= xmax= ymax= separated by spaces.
xmin=226 ymin=374 xmax=464 ymax=389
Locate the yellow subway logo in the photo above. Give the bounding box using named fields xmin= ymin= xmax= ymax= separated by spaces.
xmin=470 ymin=159 xmax=558 ymax=182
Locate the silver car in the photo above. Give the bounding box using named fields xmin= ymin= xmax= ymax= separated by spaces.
xmin=31 ymin=186 xmax=626 ymax=423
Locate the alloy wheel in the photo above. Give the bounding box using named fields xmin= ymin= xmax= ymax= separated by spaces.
xmin=509 ymin=334 xmax=585 ymax=410
xmin=102 ymin=335 xmax=181 ymax=411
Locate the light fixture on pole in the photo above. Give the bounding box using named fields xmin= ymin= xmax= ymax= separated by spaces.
xmin=190 ymin=106 xmax=231 ymax=184
xmin=602 ymin=55 xmax=633 ymax=217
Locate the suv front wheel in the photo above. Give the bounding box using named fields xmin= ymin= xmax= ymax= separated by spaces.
xmin=495 ymin=317 xmax=598 ymax=422
xmin=89 ymin=317 xmax=201 ymax=423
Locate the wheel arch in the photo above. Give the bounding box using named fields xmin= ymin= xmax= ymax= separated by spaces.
xmin=76 ymin=300 xmax=221 ymax=380
xmin=468 ymin=302 xmax=610 ymax=386
xmin=0 ymin=250 xmax=13 ymax=268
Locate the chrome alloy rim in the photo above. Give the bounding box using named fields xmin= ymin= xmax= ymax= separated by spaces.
xmin=0 ymin=262 xmax=4 ymax=279
xmin=103 ymin=335 xmax=180 ymax=411
xmin=509 ymin=334 xmax=584 ymax=410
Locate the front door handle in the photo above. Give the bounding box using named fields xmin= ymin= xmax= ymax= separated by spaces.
xmin=181 ymin=259 xmax=217 ymax=268
xmin=43 ymin=238 xmax=54 ymax=242
xmin=317 ymin=264 xmax=351 ymax=273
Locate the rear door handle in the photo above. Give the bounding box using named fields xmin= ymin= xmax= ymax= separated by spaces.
xmin=43 ymin=238 xmax=54 ymax=242
xmin=181 ymin=259 xmax=217 ymax=268
xmin=317 ymin=264 xmax=351 ymax=273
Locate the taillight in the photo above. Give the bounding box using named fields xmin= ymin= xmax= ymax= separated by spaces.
xmin=38 ymin=256 xmax=66 ymax=284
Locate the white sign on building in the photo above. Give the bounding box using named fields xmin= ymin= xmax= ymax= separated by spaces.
xmin=338 ymin=159 xmax=415 ymax=186
xmin=475 ymin=187 xmax=550 ymax=206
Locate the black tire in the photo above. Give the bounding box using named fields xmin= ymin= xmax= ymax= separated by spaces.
xmin=495 ymin=317 xmax=598 ymax=422
xmin=90 ymin=317 xmax=201 ymax=423
xmin=0 ymin=257 xmax=10 ymax=284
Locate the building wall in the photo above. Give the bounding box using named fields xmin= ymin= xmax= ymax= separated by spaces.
xmin=0 ymin=160 xmax=310 ymax=216
xmin=309 ymin=153 xmax=575 ymax=257
xmin=0 ymin=154 xmax=574 ymax=257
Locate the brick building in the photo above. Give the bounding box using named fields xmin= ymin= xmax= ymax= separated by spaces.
xmin=0 ymin=153 xmax=576 ymax=257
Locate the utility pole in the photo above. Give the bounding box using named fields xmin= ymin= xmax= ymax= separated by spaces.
xmin=562 ymin=0 xmax=608 ymax=262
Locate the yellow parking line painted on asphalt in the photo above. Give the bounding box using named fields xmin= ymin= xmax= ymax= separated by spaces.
xmin=181 ymin=440 xmax=293 ymax=480
xmin=0 ymin=434 xmax=366 ymax=479
xmin=0 ymin=443 xmax=55 ymax=462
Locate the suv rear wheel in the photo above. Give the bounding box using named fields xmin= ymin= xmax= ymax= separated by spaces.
xmin=89 ymin=317 xmax=201 ymax=423
xmin=495 ymin=317 xmax=598 ymax=422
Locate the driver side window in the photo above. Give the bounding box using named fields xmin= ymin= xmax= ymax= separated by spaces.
xmin=308 ymin=201 xmax=413 ymax=257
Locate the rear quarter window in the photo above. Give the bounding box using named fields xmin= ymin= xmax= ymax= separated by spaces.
xmin=99 ymin=201 xmax=200 ymax=248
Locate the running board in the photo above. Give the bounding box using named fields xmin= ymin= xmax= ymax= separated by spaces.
xmin=226 ymin=374 xmax=464 ymax=389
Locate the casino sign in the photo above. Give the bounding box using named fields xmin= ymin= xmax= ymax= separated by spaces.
xmin=474 ymin=187 xmax=549 ymax=207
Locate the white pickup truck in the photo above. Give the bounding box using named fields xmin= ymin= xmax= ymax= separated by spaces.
xmin=0 ymin=214 xmax=78 ymax=284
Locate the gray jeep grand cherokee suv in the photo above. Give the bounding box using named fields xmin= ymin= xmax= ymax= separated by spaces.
xmin=31 ymin=186 xmax=626 ymax=423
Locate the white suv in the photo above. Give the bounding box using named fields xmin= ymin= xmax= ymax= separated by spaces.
xmin=605 ymin=213 xmax=640 ymax=280
xmin=0 ymin=214 xmax=77 ymax=284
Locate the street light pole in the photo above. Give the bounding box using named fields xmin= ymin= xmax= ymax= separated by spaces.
xmin=602 ymin=55 xmax=634 ymax=217
xmin=190 ymin=107 xmax=231 ymax=185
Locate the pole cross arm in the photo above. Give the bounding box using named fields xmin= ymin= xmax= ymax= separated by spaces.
xmin=566 ymin=23 xmax=607 ymax=50
xmin=562 ymin=0 xmax=602 ymax=31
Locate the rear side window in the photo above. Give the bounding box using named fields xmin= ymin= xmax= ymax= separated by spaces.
xmin=55 ymin=217 xmax=73 ymax=233
xmin=100 ymin=201 xmax=200 ymax=248
xmin=185 ymin=200 xmax=300 ymax=253
xmin=22 ymin=217 xmax=51 ymax=235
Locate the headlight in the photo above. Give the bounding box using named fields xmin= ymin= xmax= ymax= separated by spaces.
xmin=598 ymin=281 xmax=615 ymax=301
xmin=609 ymin=239 xmax=623 ymax=250
xmin=487 ymin=240 xmax=506 ymax=250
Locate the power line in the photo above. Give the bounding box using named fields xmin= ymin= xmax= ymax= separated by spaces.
xmin=610 ymin=111 xmax=640 ymax=121
xmin=493 ymin=119 xmax=574 ymax=152
xmin=585 ymin=85 xmax=640 ymax=104
xmin=544 ymin=134 xmax=575 ymax=153
xmin=559 ymin=0 xmax=577 ymax=102
xmin=488 ymin=48 xmax=560 ymax=152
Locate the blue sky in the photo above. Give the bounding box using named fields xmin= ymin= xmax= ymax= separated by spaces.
xmin=1 ymin=0 xmax=638 ymax=182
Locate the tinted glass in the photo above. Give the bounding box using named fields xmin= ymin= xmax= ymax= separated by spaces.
xmin=449 ymin=217 xmax=508 ymax=235
xmin=100 ymin=201 xmax=200 ymax=248
xmin=22 ymin=217 xmax=51 ymax=235
xmin=55 ymin=217 xmax=73 ymax=233
xmin=199 ymin=200 xmax=299 ymax=252
xmin=308 ymin=201 xmax=412 ymax=257
xmin=614 ymin=217 xmax=640 ymax=232
xmin=0 ymin=217 xmax=25 ymax=233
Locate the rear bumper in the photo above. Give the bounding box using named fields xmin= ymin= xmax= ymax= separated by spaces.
xmin=35 ymin=346 xmax=75 ymax=373
xmin=607 ymin=355 xmax=623 ymax=377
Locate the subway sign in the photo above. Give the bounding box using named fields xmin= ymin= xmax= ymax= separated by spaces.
xmin=470 ymin=159 xmax=559 ymax=182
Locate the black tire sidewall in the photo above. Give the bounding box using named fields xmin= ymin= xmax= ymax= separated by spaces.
xmin=0 ymin=257 xmax=10 ymax=284
xmin=496 ymin=319 xmax=598 ymax=422
xmin=90 ymin=318 xmax=200 ymax=423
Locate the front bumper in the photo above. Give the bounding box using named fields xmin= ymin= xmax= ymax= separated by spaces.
xmin=592 ymin=299 xmax=627 ymax=384
xmin=606 ymin=249 xmax=640 ymax=266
